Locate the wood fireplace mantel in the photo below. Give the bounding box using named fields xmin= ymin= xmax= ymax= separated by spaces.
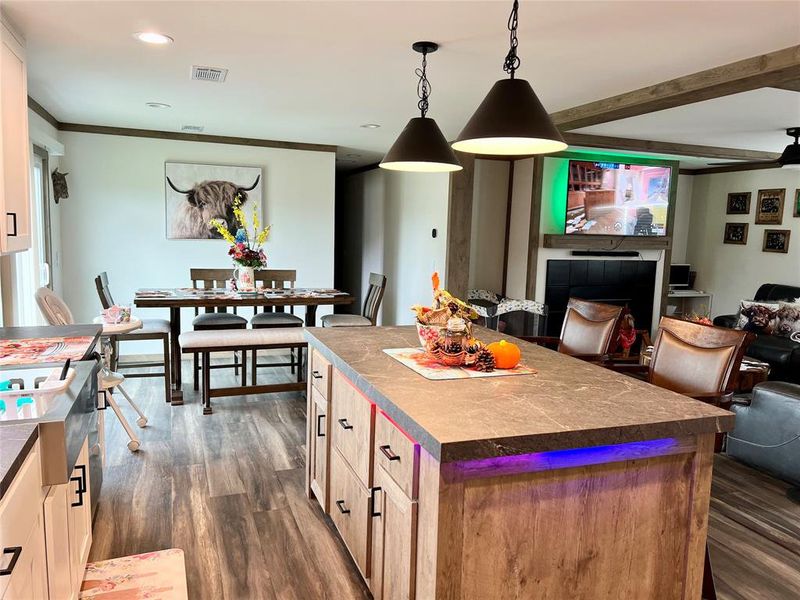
xmin=542 ymin=233 xmax=672 ymax=250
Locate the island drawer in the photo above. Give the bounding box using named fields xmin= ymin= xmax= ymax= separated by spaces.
xmin=330 ymin=447 xmax=370 ymax=578
xmin=310 ymin=349 xmax=331 ymax=397
xmin=331 ymin=370 xmax=374 ymax=488
xmin=374 ymin=411 xmax=419 ymax=500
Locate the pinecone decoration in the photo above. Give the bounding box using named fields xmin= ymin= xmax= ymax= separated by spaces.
xmin=443 ymin=341 xmax=465 ymax=355
xmin=464 ymin=341 xmax=483 ymax=366
xmin=474 ymin=348 xmax=496 ymax=372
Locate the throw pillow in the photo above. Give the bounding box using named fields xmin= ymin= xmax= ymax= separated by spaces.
xmin=776 ymin=301 xmax=800 ymax=337
xmin=736 ymin=300 xmax=780 ymax=335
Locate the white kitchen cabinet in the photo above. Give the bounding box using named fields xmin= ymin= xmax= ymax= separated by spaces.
xmin=0 ymin=442 xmax=48 ymax=600
xmin=43 ymin=436 xmax=93 ymax=600
xmin=0 ymin=19 xmax=32 ymax=254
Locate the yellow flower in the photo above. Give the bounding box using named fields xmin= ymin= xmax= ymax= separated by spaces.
xmin=252 ymin=203 xmax=260 ymax=233
xmin=209 ymin=219 xmax=236 ymax=243
xmin=256 ymin=225 xmax=271 ymax=246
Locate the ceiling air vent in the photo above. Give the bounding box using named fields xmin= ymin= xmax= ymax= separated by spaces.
xmin=181 ymin=125 xmax=205 ymax=133
xmin=191 ymin=65 xmax=228 ymax=83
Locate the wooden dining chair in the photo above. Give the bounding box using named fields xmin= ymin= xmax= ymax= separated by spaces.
xmin=320 ymin=273 xmax=386 ymax=327
xmin=520 ymin=298 xmax=624 ymax=362
xmin=606 ymin=316 xmax=754 ymax=600
xmin=95 ymin=272 xmax=172 ymax=404
xmin=189 ymin=268 xmax=248 ymax=391
xmin=250 ymin=269 xmax=303 ymax=384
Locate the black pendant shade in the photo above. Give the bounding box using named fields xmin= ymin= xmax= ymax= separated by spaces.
xmin=779 ymin=128 xmax=800 ymax=169
xmin=452 ymin=78 xmax=567 ymax=156
xmin=380 ymin=117 xmax=462 ymax=172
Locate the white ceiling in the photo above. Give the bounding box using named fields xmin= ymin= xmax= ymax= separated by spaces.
xmin=5 ymin=1 xmax=800 ymax=169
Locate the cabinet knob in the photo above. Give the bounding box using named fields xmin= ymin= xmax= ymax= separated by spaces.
xmin=380 ymin=445 xmax=401 ymax=461
xmin=0 ymin=546 xmax=22 ymax=576
xmin=335 ymin=499 xmax=350 ymax=515
xmin=338 ymin=418 xmax=354 ymax=430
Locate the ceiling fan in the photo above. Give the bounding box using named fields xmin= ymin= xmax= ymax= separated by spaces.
xmin=709 ymin=127 xmax=800 ymax=169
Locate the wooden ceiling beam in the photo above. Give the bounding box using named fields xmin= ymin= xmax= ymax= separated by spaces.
xmin=562 ymin=132 xmax=781 ymax=162
xmin=551 ymin=45 xmax=800 ymax=130
xmin=684 ymin=162 xmax=779 ymax=176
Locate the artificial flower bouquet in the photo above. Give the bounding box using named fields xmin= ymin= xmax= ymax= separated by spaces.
xmin=210 ymin=194 xmax=271 ymax=269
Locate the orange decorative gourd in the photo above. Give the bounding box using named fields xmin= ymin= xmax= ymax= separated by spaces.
xmin=486 ymin=339 xmax=521 ymax=369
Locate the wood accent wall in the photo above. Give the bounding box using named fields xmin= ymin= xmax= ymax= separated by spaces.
xmin=444 ymin=153 xmax=475 ymax=299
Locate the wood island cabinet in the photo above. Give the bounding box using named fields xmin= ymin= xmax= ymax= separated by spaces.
xmin=306 ymin=326 xmax=734 ymax=599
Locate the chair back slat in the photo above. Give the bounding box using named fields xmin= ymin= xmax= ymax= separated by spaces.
xmin=94 ymin=271 xmax=115 ymax=309
xmin=190 ymin=268 xmax=236 ymax=314
xmin=362 ymin=273 xmax=387 ymax=325
xmin=254 ymin=269 xmax=297 ymax=314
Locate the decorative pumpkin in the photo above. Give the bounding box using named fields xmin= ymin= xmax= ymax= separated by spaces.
xmin=486 ymin=339 xmax=521 ymax=369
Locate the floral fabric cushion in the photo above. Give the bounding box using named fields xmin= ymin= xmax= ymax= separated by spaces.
xmin=735 ymin=300 xmax=780 ymax=335
xmin=776 ymin=302 xmax=800 ymax=337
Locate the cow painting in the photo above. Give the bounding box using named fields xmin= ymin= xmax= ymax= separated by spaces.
xmin=164 ymin=163 xmax=263 ymax=240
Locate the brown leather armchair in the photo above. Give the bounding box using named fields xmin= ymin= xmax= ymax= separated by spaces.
xmin=520 ymin=298 xmax=624 ymax=362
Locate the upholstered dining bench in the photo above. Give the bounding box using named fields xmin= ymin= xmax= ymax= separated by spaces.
xmin=179 ymin=328 xmax=307 ymax=414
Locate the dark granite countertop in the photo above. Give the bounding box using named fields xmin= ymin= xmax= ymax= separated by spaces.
xmin=0 ymin=423 xmax=39 ymax=500
xmin=305 ymin=326 xmax=736 ymax=462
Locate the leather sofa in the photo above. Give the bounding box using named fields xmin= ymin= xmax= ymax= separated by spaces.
xmin=728 ymin=382 xmax=800 ymax=499
xmin=713 ymin=283 xmax=800 ymax=383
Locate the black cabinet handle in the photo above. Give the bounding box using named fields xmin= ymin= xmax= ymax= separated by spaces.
xmin=316 ymin=414 xmax=326 ymax=437
xmin=335 ymin=499 xmax=350 ymax=514
xmin=380 ymin=445 xmax=401 ymax=462
xmin=369 ymin=487 xmax=382 ymax=518
xmin=0 ymin=546 xmax=22 ymax=576
xmin=6 ymin=213 xmax=17 ymax=237
xmin=338 ymin=418 xmax=353 ymax=430
xmin=71 ymin=464 xmax=87 ymax=507
xmin=311 ymin=370 xmax=323 ymax=380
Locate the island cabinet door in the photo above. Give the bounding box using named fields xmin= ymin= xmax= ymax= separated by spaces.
xmin=309 ymin=387 xmax=330 ymax=512
xmin=370 ymin=466 xmax=418 ymax=600
xmin=330 ymin=447 xmax=371 ymax=578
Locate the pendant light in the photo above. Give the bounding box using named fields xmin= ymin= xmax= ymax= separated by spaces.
xmin=380 ymin=41 xmax=462 ymax=173
xmin=452 ymin=0 xmax=567 ymax=156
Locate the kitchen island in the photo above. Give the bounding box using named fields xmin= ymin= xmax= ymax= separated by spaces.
xmin=304 ymin=326 xmax=734 ymax=600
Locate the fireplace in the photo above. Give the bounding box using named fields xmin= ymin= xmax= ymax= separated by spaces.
xmin=544 ymin=260 xmax=657 ymax=337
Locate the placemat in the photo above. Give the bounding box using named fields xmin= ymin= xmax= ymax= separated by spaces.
xmin=0 ymin=336 xmax=96 ymax=365
xmin=383 ymin=347 xmax=537 ymax=381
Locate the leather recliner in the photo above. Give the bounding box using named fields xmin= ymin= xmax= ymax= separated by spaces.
xmin=727 ymin=382 xmax=800 ymax=490
xmin=713 ymin=283 xmax=800 ymax=383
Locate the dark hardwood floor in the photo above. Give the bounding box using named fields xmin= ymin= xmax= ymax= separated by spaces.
xmin=90 ymin=360 xmax=800 ymax=599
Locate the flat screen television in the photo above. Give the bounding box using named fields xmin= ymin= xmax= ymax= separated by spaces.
xmin=565 ymin=160 xmax=671 ymax=236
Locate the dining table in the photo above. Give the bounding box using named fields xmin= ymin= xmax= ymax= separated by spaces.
xmin=134 ymin=287 xmax=354 ymax=403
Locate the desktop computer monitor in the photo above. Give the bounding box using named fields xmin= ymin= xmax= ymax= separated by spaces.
xmin=669 ymin=264 xmax=691 ymax=288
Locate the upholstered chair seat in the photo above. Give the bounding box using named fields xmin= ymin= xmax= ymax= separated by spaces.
xmin=321 ymin=314 xmax=372 ymax=328
xmin=192 ymin=312 xmax=247 ymax=329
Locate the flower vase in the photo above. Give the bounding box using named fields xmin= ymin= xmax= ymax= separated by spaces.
xmin=235 ymin=266 xmax=256 ymax=292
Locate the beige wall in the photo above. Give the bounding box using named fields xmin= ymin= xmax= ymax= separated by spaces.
xmin=686 ymin=167 xmax=800 ymax=317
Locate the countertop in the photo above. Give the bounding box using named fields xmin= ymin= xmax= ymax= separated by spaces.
xmin=305 ymin=326 xmax=736 ymax=462
xmin=0 ymin=423 xmax=39 ymax=500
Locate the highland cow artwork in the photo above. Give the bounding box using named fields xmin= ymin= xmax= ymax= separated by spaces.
xmin=165 ymin=162 xmax=263 ymax=239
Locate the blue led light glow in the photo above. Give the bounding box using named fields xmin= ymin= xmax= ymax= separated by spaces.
xmin=451 ymin=438 xmax=680 ymax=473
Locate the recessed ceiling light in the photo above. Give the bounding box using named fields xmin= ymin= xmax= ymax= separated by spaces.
xmin=133 ymin=32 xmax=174 ymax=45
xmin=145 ymin=102 xmax=171 ymax=109
xmin=360 ymin=123 xmax=381 ymax=129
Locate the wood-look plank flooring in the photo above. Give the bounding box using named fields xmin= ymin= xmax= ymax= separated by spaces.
xmin=90 ymin=361 xmax=800 ymax=599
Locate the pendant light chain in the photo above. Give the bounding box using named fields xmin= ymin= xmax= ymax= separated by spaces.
xmin=503 ymin=0 xmax=521 ymax=79
xmin=416 ymin=49 xmax=431 ymax=118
